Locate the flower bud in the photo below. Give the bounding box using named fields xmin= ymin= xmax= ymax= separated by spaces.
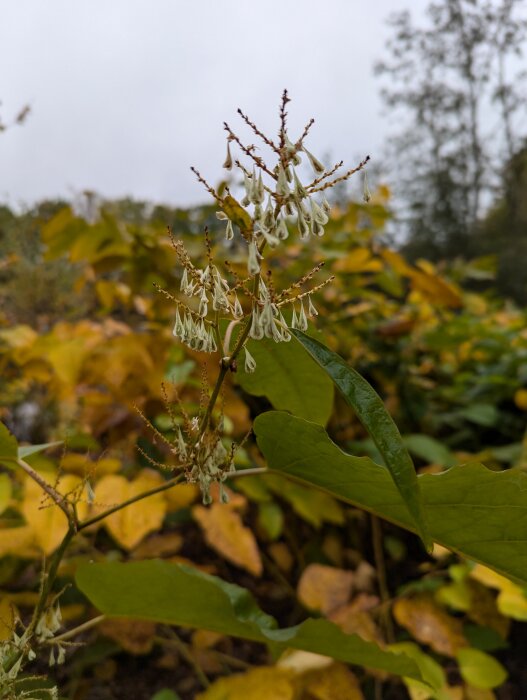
xmin=223 ymin=141 xmax=233 ymax=170
xmin=225 ymin=219 xmax=234 ymax=241
xmin=276 ymin=165 xmax=290 ymax=197
xmin=303 ymin=147 xmax=325 ymax=174
xmin=247 ymin=240 xmax=260 ymax=275
xmin=244 ymin=346 xmax=257 ymax=373
xmin=298 ymin=300 xmax=308 ymax=331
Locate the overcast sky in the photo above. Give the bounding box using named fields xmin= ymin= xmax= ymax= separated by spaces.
xmin=1 ymin=0 xmax=428 ymax=209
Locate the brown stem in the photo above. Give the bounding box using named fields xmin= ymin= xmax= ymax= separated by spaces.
xmin=78 ymin=473 xmax=186 ymax=531
xmin=17 ymin=458 xmax=74 ymax=524
xmin=371 ymin=515 xmax=395 ymax=643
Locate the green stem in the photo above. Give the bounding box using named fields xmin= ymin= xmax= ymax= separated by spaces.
xmin=371 ymin=515 xmax=395 ymax=643
xmin=49 ymin=615 xmax=106 ymax=644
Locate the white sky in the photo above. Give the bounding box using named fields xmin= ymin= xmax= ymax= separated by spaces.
xmin=0 ymin=0 xmax=428 ymax=209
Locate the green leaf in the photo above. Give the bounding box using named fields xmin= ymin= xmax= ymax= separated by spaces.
xmin=257 ymin=501 xmax=283 ymax=540
xmin=456 ymin=648 xmax=508 ymax=689
xmin=237 ymin=335 xmax=334 ymax=425
xmin=76 ymin=560 xmax=428 ymax=684
xmin=0 ymin=422 xmax=18 ymax=466
xmin=458 ymin=404 xmax=499 ymax=427
xmin=150 ymin=691 xmax=182 ymax=700
xmin=18 ymin=442 xmax=62 ymax=459
xmin=254 ymin=411 xmax=527 ymax=585
xmin=403 ymin=434 xmax=457 ymax=467
xmin=389 ymin=642 xmax=450 ymax=700
xmin=0 ymin=474 xmax=12 ymax=516
xmin=0 ymin=424 xmax=60 ymax=469
xmin=291 ymin=331 xmax=431 ymax=550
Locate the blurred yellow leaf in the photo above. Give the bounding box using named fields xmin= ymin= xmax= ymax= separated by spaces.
xmin=393 ymin=595 xmax=467 ymax=657
xmin=297 ymin=563 xmax=354 ymax=615
xmin=193 ymin=503 xmax=262 ymax=577
xmin=93 ymin=470 xmax=167 ymax=550
xmin=300 ymin=662 xmax=364 ymax=699
xmin=164 ymin=482 xmax=199 ymax=511
xmin=198 ymin=666 xmax=294 ymax=700
xmin=22 ymin=474 xmax=88 ymax=555
xmin=0 ymin=525 xmax=37 ymax=559
xmin=99 ymin=618 xmax=155 ymax=655
xmin=131 ymin=532 xmax=183 ymax=559
xmin=333 ymin=247 xmax=383 ymax=274
xmin=514 ymin=389 xmax=527 ymax=411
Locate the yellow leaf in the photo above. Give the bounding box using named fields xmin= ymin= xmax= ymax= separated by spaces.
xmin=393 ymin=595 xmax=467 ymax=657
xmin=193 ymin=503 xmax=262 ymax=576
xmin=410 ymin=269 xmax=463 ymax=309
xmin=297 ymin=563 xmax=354 ymax=615
xmin=22 ymin=474 xmax=88 ymax=555
xmin=300 ymin=662 xmax=364 ymax=700
xmin=93 ymin=470 xmax=167 ymax=550
xmin=98 ymin=618 xmax=156 ymax=655
xmin=497 ymin=586 xmax=527 ymax=621
xmin=514 ymin=389 xmax=527 ymax=411
xmin=221 ymin=195 xmax=253 ymax=240
xmin=131 ymin=532 xmax=183 ymax=559
xmin=329 ymin=596 xmax=383 ymax=644
xmin=0 ymin=526 xmax=37 ymax=559
xmin=333 ymin=247 xmax=383 ymax=274
xmin=197 ymin=667 xmax=295 ymax=700
xmin=164 ymin=482 xmax=199 ymax=512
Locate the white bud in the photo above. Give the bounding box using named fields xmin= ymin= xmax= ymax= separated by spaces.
xmin=223 ymin=141 xmax=233 ymax=170
xmin=291 ymin=305 xmax=298 ymax=329
xmin=303 ymin=147 xmax=325 ymax=174
xmin=298 ymin=300 xmax=308 ymax=331
xmin=276 ymin=165 xmax=290 ymax=197
xmin=276 ymin=217 xmax=289 ymax=240
xmin=247 ymin=240 xmax=260 ymax=275
xmin=311 ymin=199 xmax=329 ymax=226
xmin=232 ymin=293 xmax=243 ymax=318
xmin=311 ymin=218 xmax=325 ymax=237
xmin=293 ymin=170 xmax=308 ymax=199
xmin=225 ymin=219 xmax=234 ymax=240
xmin=176 ymin=427 xmax=187 ymax=459
xmin=180 ymin=268 xmax=189 ymax=293
xmin=249 ymin=306 xmax=264 ymax=340
xmin=298 ymin=210 xmax=310 ymax=240
xmin=322 ymin=198 xmax=331 ymax=214
xmin=244 ymin=346 xmax=257 ymax=373
xmin=216 ymin=210 xmax=228 ymax=220
xmin=307 ymin=296 xmax=318 ymax=317
xmin=363 ymin=172 xmax=371 ymax=203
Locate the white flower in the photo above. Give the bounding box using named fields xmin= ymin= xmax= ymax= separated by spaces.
xmin=303 ymin=147 xmax=325 ymax=174
xmin=247 ymin=240 xmax=260 ymax=275
xmin=244 ymin=346 xmax=257 ymax=373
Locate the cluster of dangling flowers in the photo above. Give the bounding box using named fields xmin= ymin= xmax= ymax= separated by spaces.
xmin=159 ymin=91 xmax=369 ymax=501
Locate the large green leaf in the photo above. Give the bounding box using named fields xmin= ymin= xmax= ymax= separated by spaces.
xmin=236 ymin=336 xmax=334 ymax=425
xmin=0 ymin=423 xmax=61 ymax=468
xmin=76 ymin=560 xmax=427 ymax=684
xmin=0 ymin=422 xmax=18 ymax=466
xmin=254 ymin=411 xmax=527 ymax=585
xmin=291 ymin=331 xmax=431 ymax=549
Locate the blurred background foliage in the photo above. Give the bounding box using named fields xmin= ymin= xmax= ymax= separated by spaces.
xmin=1 ymin=181 xmax=527 ymax=698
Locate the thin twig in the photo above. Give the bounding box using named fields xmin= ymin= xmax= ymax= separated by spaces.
xmin=16 ymin=458 xmax=72 ymax=523
xmin=237 ymin=107 xmax=279 ymax=153
xmin=78 ymin=474 xmax=186 ymax=531
xmin=308 ymin=155 xmax=370 ymax=194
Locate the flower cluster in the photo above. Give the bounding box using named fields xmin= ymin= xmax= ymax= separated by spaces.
xmin=161 ymin=91 xmax=369 ymax=500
